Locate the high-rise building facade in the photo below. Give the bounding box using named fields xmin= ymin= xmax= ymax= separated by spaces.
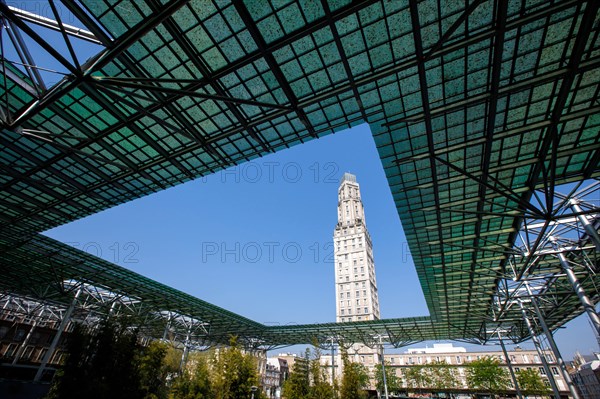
xmin=334 ymin=173 xmax=380 ymax=323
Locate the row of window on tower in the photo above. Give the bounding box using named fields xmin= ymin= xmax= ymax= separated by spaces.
xmin=338 ymin=254 xmax=373 ymax=264
xmin=340 ymin=298 xmax=369 ymax=307
xmin=339 ymin=186 xmax=360 ymax=201
xmin=335 ymin=226 xmax=363 ymax=236
xmin=339 ymin=272 xmax=373 ymax=282
xmin=338 ymin=262 xmax=375 ymax=282
xmin=340 ymin=281 xmax=368 ymax=291
xmin=339 ymin=307 xmax=370 ymax=316
xmin=341 ymin=266 xmax=365 ymax=274
xmin=340 ymin=290 xmax=368 ymax=299
xmin=335 ymin=237 xmax=363 ymax=251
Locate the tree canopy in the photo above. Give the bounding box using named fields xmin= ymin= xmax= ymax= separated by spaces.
xmin=404 ymin=365 xmax=431 ymax=392
xmin=46 ymin=322 xmax=169 ymax=399
xmin=210 ymin=337 xmax=262 ymax=399
xmin=282 ymin=347 xmax=333 ymax=399
xmin=428 ymin=360 xmax=460 ymax=392
xmin=466 ymin=356 xmax=511 ymax=398
xmin=516 ymin=368 xmax=551 ymax=396
xmin=374 ymin=362 xmax=401 ymax=395
xmin=340 ymin=349 xmax=369 ymax=399
xmin=169 ymin=352 xmax=212 ymax=399
xmin=282 ymin=350 xmax=310 ymax=399
xmin=47 ymin=325 xmax=266 ymax=399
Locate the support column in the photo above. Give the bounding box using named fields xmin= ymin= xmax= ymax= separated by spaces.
xmin=519 ymin=301 xmax=561 ymax=399
xmin=34 ymin=288 xmax=81 ymax=382
xmin=526 ymin=284 xmax=581 ymax=399
xmin=379 ymin=336 xmax=389 ymax=399
xmin=180 ymin=327 xmax=191 ymax=371
xmin=497 ymin=331 xmax=523 ymax=399
xmin=13 ymin=307 xmax=45 ymax=364
xmin=551 ymin=237 xmax=600 ymax=336
xmin=570 ymin=199 xmax=600 ymax=252
xmin=331 ymin=338 xmax=336 ymax=398
xmin=162 ymin=317 xmax=171 ymax=340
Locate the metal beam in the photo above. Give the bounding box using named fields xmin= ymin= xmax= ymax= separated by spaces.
xmin=407 ymin=0 xmax=450 ymax=330
xmin=498 ymin=331 xmax=523 ymax=399
xmin=93 ymin=76 xmax=293 ymax=111
xmin=34 ymin=287 xmax=81 ymax=382
xmin=570 ymin=199 xmax=600 ymax=252
xmin=0 ymin=3 xmax=79 ymax=76
xmin=519 ymin=301 xmax=561 ymax=399
xmin=551 ymin=237 xmax=600 ymax=336
xmin=526 ymin=283 xmax=580 ymax=399
xmin=233 ymin=0 xmax=316 ymax=138
xmin=7 ymin=4 xmax=101 ymax=44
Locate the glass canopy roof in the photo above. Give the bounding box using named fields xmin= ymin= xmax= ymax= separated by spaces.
xmin=0 ymin=0 xmax=598 ymax=348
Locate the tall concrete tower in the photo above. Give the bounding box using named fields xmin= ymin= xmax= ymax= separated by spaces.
xmin=334 ymin=173 xmax=381 ymax=322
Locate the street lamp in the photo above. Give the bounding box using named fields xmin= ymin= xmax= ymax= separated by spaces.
xmin=251 ymin=386 xmax=258 ymax=399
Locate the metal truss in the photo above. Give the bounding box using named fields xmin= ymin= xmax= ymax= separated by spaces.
xmin=487 ymin=181 xmax=600 ymax=341
xmin=0 ymin=2 xmax=104 ymax=108
xmin=1 ymin=293 xmax=65 ymax=328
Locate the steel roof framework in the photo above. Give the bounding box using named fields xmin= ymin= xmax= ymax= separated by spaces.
xmin=0 ymin=0 xmax=598 ymax=350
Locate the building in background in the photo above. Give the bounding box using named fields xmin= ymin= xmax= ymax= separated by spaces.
xmin=329 ymin=173 xmax=383 ymax=383
xmin=570 ymin=352 xmax=600 ymax=399
xmin=325 ymin=174 xmax=572 ymax=397
xmin=263 ymin=357 xmax=289 ymax=398
xmin=0 ymin=296 xmax=71 ymax=381
xmin=388 ymin=343 xmax=568 ymax=392
xmin=320 ymin=343 xmax=570 ymax=396
xmin=334 ymin=173 xmax=380 ymax=323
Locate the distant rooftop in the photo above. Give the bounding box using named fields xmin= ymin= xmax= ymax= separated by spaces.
xmin=406 ymin=343 xmax=467 ymax=354
xmin=340 ymin=172 xmax=357 ymax=185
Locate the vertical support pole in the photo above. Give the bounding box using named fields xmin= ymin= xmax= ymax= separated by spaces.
xmin=497 ymin=331 xmax=523 ymax=399
xmin=570 ymin=199 xmax=600 ymax=252
xmin=519 ymin=301 xmax=561 ymax=399
xmin=180 ymin=326 xmax=191 ymax=371
xmin=13 ymin=306 xmax=45 ymax=364
xmin=331 ymin=338 xmax=336 ymax=398
xmin=162 ymin=318 xmax=170 ymax=340
xmin=379 ymin=336 xmax=389 ymax=399
xmin=34 ymin=288 xmax=81 ymax=382
xmin=525 ymin=284 xmax=581 ymax=399
xmin=551 ymin=237 xmax=600 ymax=336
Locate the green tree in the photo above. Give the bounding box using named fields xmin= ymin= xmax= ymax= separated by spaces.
xmin=46 ymin=322 xmax=143 ymax=399
xmin=428 ymin=360 xmax=460 ymax=393
xmin=164 ymin=346 xmax=184 ymax=375
xmin=404 ymin=365 xmax=432 ymax=393
xmin=139 ymin=340 xmax=179 ymax=399
xmin=170 ymin=352 xmax=213 ymax=399
xmin=282 ymin=350 xmax=310 ymax=399
xmin=374 ymin=362 xmax=401 ymax=395
xmin=516 ymin=368 xmax=551 ymax=397
xmin=210 ymin=337 xmax=262 ymax=399
xmin=340 ymin=349 xmax=369 ymax=399
xmin=309 ymin=347 xmax=333 ymax=399
xmin=466 ymin=356 xmax=510 ymax=399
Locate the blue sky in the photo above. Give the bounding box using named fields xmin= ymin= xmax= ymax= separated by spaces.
xmin=12 ymin=1 xmax=598 ymax=360
xmin=44 ymin=124 xmax=599 ymax=359
xmin=45 ymin=125 xmax=428 ymax=323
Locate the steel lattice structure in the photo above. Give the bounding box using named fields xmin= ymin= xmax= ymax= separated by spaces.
xmin=0 ymin=0 xmax=599 ymax=351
